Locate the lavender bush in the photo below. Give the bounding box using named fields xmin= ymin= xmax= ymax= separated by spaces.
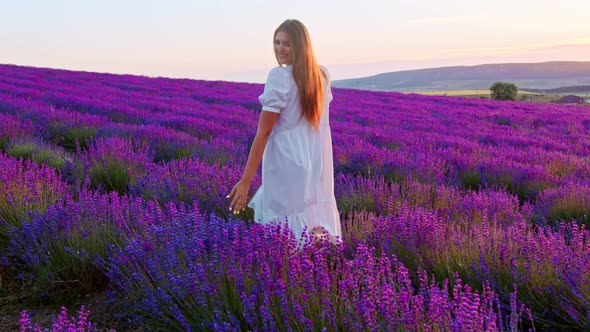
xmin=19 ymin=305 xmax=113 ymax=332
xmin=0 ymin=113 xmax=34 ymax=151
xmin=6 ymin=137 xmax=71 ymax=170
xmin=5 ymin=189 xmax=169 ymax=296
xmin=75 ymin=137 xmax=154 ymax=194
xmin=0 ymin=154 xmax=72 ymax=245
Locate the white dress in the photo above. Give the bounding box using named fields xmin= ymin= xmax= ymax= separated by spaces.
xmin=247 ymin=65 xmax=342 ymax=243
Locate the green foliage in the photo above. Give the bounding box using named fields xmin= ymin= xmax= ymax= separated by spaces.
xmin=0 ymin=136 xmax=8 ymax=152
xmin=89 ymin=160 xmax=131 ymax=194
xmin=152 ymin=142 xmax=194 ymax=163
xmin=335 ymin=174 xmax=394 ymax=219
xmin=0 ymin=200 xmax=24 ymax=245
xmin=495 ymin=117 xmax=512 ymax=126
xmin=7 ymin=140 xmax=70 ymax=170
xmin=75 ymin=137 xmax=153 ymax=195
xmin=535 ymin=185 xmax=590 ymax=228
xmin=490 ymin=81 xmax=518 ymax=101
xmin=65 ymin=127 xmax=97 ymax=151
xmin=459 ymin=168 xmax=482 ymax=191
xmin=550 ymin=204 xmax=589 ymax=228
xmin=30 ymin=225 xmax=116 ymax=297
xmin=47 ymin=123 xmax=97 ymax=151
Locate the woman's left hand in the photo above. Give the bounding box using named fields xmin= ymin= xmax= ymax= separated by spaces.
xmin=227 ymin=179 xmax=250 ymax=214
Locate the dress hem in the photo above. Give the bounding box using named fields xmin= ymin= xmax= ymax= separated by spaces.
xmin=248 ymin=195 xmax=342 ymax=244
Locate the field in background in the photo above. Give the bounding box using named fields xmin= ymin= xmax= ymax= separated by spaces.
xmin=410 ymin=89 xmax=590 ymax=104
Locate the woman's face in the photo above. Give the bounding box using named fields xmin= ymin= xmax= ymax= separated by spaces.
xmin=274 ymin=31 xmax=293 ymax=66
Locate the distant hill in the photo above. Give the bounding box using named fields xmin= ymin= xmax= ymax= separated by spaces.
xmin=332 ymin=61 xmax=590 ymax=92
xmin=523 ymin=85 xmax=590 ymax=94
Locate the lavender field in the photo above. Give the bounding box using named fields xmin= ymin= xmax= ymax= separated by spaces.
xmin=0 ymin=63 xmax=589 ymax=331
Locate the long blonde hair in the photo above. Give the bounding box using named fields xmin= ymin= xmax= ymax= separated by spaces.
xmin=274 ymin=19 xmax=325 ymax=130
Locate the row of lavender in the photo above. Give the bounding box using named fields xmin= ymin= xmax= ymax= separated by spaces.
xmin=0 ymin=63 xmax=589 ymax=329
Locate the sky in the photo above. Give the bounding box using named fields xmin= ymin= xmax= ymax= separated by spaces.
xmin=1 ymin=0 xmax=590 ymax=83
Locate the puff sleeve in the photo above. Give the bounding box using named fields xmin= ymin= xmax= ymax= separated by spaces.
xmin=320 ymin=65 xmax=333 ymax=104
xmin=258 ymin=67 xmax=290 ymax=113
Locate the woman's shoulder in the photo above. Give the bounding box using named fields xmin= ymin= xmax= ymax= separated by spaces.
xmin=319 ymin=65 xmax=331 ymax=80
xmin=267 ymin=65 xmax=292 ymax=76
xmin=265 ymin=66 xmax=292 ymax=84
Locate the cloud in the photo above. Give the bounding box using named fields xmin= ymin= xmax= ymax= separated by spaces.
xmin=409 ymin=16 xmax=478 ymax=25
xmin=406 ymin=39 xmax=590 ymax=61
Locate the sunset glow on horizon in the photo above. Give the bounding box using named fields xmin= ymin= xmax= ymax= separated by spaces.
xmin=2 ymin=0 xmax=589 ymax=83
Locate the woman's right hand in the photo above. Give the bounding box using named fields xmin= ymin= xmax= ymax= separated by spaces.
xmin=227 ymin=179 xmax=250 ymax=214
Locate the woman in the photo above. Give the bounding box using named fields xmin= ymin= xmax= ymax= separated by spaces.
xmin=227 ymin=19 xmax=341 ymax=244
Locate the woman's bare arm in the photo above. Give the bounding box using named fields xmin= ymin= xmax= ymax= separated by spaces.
xmin=228 ymin=110 xmax=279 ymax=213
